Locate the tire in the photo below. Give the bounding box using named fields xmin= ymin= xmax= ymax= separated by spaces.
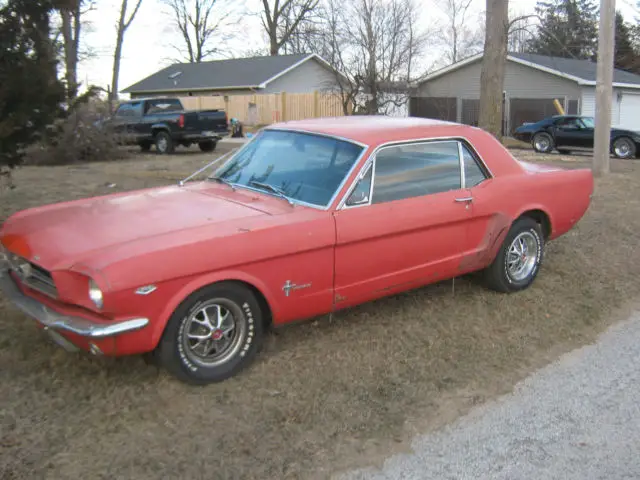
xmin=154 ymin=131 xmax=174 ymax=154
xmin=156 ymin=282 xmax=264 ymax=385
xmin=532 ymin=132 xmax=554 ymax=153
xmin=483 ymin=217 xmax=544 ymax=293
xmin=557 ymin=148 xmax=571 ymax=155
xmin=198 ymin=140 xmax=217 ymax=152
xmin=139 ymin=142 xmax=152 ymax=153
xmin=612 ymin=136 xmax=636 ymax=159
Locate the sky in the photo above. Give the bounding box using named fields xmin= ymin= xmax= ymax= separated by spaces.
xmin=78 ymin=0 xmax=640 ymax=98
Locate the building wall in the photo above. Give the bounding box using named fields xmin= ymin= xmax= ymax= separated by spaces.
xmin=580 ymin=86 xmax=627 ymax=127
xmin=416 ymin=59 xmax=582 ymax=101
xmin=261 ymin=58 xmax=339 ymax=94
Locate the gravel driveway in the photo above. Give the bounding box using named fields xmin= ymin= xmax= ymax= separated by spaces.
xmin=337 ymin=310 xmax=640 ymax=480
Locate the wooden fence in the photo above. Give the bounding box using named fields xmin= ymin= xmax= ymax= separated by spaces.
xmin=177 ymin=92 xmax=348 ymax=125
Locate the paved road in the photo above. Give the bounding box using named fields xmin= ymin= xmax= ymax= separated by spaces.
xmin=338 ymin=312 xmax=640 ymax=480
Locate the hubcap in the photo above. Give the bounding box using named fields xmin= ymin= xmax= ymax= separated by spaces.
xmin=615 ymin=141 xmax=630 ymax=157
xmin=182 ymin=301 xmax=245 ymax=367
xmin=535 ymin=136 xmax=549 ymax=151
xmin=506 ymin=231 xmax=539 ymax=282
xmin=157 ymin=137 xmax=167 ymax=152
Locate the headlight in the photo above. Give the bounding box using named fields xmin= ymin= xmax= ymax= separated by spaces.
xmin=88 ymin=279 xmax=104 ymax=309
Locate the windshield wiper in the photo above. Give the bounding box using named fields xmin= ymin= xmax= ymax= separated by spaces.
xmin=210 ymin=175 xmax=236 ymax=190
xmin=249 ymin=181 xmax=294 ymax=206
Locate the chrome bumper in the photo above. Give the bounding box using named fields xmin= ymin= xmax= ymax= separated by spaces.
xmin=0 ymin=268 xmax=149 ymax=340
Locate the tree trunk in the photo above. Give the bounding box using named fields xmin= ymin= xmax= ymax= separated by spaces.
xmin=110 ymin=26 xmax=124 ymax=106
xmin=270 ymin=34 xmax=279 ymax=55
xmin=478 ymin=0 xmax=508 ymax=140
xmin=60 ymin=9 xmax=78 ymax=101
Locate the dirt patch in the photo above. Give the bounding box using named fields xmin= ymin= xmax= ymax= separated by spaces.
xmin=1 ymin=148 xmax=640 ymax=479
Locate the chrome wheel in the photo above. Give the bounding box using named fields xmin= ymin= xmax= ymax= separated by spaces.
xmin=506 ymin=231 xmax=539 ymax=282
xmin=533 ymin=134 xmax=551 ymax=152
xmin=157 ymin=136 xmax=168 ymax=153
xmin=614 ymin=138 xmax=633 ymax=158
xmin=182 ymin=300 xmax=245 ymax=367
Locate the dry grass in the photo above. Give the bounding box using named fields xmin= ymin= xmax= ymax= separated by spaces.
xmin=1 ymin=144 xmax=640 ymax=480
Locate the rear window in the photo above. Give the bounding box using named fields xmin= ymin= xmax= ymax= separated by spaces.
xmin=145 ymin=98 xmax=183 ymax=114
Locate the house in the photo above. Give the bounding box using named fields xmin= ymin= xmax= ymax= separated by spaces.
xmin=411 ymin=52 xmax=640 ymax=135
xmin=122 ymin=53 xmax=341 ymax=98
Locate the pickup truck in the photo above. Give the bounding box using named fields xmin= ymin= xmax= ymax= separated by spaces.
xmin=109 ymin=97 xmax=229 ymax=154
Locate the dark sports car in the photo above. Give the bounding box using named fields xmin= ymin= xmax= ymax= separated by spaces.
xmin=512 ymin=115 xmax=640 ymax=159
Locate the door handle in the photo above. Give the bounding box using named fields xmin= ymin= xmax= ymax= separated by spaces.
xmin=455 ymin=197 xmax=473 ymax=203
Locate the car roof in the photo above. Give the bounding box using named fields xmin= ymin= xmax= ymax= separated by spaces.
xmin=265 ymin=116 xmax=475 ymax=146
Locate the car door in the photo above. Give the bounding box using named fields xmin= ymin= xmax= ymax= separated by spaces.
xmin=553 ymin=117 xmax=591 ymax=148
xmin=332 ymin=139 xmax=475 ymax=309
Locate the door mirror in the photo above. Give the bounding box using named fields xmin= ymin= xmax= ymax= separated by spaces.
xmin=346 ymin=191 xmax=369 ymax=206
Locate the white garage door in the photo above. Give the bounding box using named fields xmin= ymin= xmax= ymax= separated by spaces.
xmin=619 ymin=92 xmax=640 ymax=131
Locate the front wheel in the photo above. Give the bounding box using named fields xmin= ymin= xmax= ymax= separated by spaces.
xmin=612 ymin=137 xmax=636 ymax=159
xmin=532 ymin=132 xmax=554 ymax=153
xmin=484 ymin=217 xmax=544 ymax=293
xmin=156 ymin=282 xmax=264 ymax=384
xmin=198 ymin=140 xmax=217 ymax=152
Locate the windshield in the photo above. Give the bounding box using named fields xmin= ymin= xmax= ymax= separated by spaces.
xmin=581 ymin=117 xmax=595 ymax=128
xmin=211 ymin=130 xmax=365 ymax=207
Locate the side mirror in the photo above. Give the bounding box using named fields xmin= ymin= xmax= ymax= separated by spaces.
xmin=346 ymin=191 xmax=369 ymax=206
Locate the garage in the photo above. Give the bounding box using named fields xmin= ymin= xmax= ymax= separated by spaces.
xmin=619 ymin=92 xmax=640 ymax=131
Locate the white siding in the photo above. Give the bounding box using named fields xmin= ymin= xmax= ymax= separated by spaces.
xmin=580 ymin=87 xmax=596 ymax=116
xmin=581 ymin=87 xmax=627 ymax=127
xmin=262 ymin=58 xmax=338 ymax=94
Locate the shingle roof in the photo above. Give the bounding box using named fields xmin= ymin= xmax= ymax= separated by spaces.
xmin=418 ymin=52 xmax=640 ymax=88
xmin=510 ymin=52 xmax=640 ymax=86
xmin=122 ymin=54 xmax=315 ymax=94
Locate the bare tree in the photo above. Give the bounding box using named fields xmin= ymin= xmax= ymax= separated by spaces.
xmin=164 ymin=0 xmax=233 ymax=62
xmin=55 ymin=0 xmax=95 ymax=100
xmin=261 ymin=0 xmax=319 ymax=55
xmin=478 ymin=0 xmax=509 ymax=139
xmin=110 ymin=0 xmax=144 ymax=104
xmin=436 ymin=0 xmax=484 ymax=64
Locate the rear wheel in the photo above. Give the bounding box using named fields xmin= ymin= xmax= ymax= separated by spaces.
xmin=612 ymin=137 xmax=636 ymax=159
xmin=198 ymin=140 xmax=217 ymax=152
xmin=156 ymin=282 xmax=264 ymax=384
xmin=484 ymin=217 xmax=544 ymax=293
xmin=155 ymin=131 xmax=174 ymax=154
xmin=532 ymin=132 xmax=554 ymax=153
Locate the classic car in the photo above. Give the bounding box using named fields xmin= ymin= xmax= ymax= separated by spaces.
xmin=0 ymin=116 xmax=594 ymax=384
xmin=513 ymin=114 xmax=640 ymax=159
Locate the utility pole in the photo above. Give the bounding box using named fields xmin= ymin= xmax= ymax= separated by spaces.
xmin=593 ymin=0 xmax=616 ymax=176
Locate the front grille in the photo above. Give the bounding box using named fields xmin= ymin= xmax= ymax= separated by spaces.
xmin=7 ymin=254 xmax=59 ymax=299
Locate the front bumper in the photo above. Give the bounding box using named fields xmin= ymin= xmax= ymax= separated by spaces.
xmin=0 ymin=268 xmax=149 ymax=348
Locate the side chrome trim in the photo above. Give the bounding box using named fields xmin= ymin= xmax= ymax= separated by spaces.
xmin=0 ymin=269 xmax=149 ymax=339
xmin=336 ymin=135 xmax=494 ymax=211
xmin=457 ymin=140 xmax=467 ymax=189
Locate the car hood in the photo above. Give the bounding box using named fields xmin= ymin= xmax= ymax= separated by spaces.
xmin=0 ymin=182 xmax=293 ymax=271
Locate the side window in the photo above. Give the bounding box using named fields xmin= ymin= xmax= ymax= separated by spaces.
xmin=371 ymin=141 xmax=461 ymax=204
xmin=461 ymin=143 xmax=488 ymax=187
xmin=115 ymin=103 xmax=132 ymax=117
xmin=345 ymin=164 xmax=373 ymax=206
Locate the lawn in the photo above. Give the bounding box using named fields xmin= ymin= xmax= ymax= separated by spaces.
xmin=1 ymin=143 xmax=640 ymax=479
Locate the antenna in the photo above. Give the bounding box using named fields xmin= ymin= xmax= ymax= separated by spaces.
xmin=178 ymin=148 xmax=238 ymax=186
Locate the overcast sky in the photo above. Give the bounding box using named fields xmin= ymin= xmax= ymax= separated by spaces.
xmin=77 ymin=0 xmax=639 ymax=97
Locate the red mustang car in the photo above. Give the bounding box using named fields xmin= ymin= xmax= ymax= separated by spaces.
xmin=0 ymin=117 xmax=593 ymax=384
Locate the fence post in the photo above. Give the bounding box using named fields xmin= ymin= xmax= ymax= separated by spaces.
xmin=281 ymin=92 xmax=287 ymax=121
xmin=314 ymin=91 xmax=319 ymax=118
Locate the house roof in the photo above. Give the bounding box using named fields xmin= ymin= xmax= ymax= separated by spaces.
xmin=418 ymin=52 xmax=640 ymax=89
xmin=122 ymin=53 xmax=331 ymax=94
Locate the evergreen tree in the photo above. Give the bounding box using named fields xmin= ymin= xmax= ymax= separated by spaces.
xmin=0 ymin=0 xmax=65 ymax=170
xmin=527 ymin=0 xmax=598 ymax=59
xmin=614 ymin=11 xmax=640 ymax=73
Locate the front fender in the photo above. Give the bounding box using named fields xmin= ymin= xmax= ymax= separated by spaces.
xmin=149 ymin=269 xmax=279 ymax=349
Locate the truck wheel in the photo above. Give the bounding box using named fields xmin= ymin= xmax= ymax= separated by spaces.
xmin=155 ymin=131 xmax=174 ymax=154
xmin=156 ymin=282 xmax=264 ymax=385
xmin=199 ymin=140 xmax=217 ymax=152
